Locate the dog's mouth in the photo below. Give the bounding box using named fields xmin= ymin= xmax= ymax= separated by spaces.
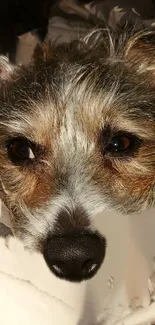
xmin=43 ymin=231 xmax=106 ymax=282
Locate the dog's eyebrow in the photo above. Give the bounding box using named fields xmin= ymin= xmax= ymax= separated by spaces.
xmin=98 ymin=120 xmax=148 ymax=140
xmin=6 ymin=135 xmax=47 ymax=150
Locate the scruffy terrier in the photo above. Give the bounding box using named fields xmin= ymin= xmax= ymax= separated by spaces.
xmin=0 ymin=25 xmax=155 ymax=283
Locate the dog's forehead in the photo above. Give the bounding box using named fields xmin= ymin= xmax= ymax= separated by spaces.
xmin=1 ymin=51 xmax=155 ymax=144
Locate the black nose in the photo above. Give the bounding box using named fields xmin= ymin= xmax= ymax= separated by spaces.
xmin=43 ymin=232 xmax=106 ymax=282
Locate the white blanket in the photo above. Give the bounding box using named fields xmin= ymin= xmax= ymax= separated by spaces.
xmin=1 ymin=201 xmax=155 ymax=325
xmin=0 ymin=236 xmax=85 ymax=325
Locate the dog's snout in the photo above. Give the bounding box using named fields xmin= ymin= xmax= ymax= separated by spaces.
xmin=43 ymin=232 xmax=106 ymax=282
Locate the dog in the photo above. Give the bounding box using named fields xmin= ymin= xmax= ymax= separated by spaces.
xmin=0 ymin=25 xmax=155 ymax=282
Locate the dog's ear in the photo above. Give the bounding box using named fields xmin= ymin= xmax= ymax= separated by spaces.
xmin=0 ymin=55 xmax=15 ymax=80
xmin=124 ymin=30 xmax=155 ymax=81
xmin=33 ymin=42 xmax=53 ymax=66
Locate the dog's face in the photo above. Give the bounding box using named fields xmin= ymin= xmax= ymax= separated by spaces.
xmin=0 ymin=28 xmax=155 ymax=282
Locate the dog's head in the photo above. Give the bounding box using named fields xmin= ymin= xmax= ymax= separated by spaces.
xmin=0 ymin=27 xmax=155 ymax=282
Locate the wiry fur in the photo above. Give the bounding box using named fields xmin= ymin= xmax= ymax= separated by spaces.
xmin=0 ymin=25 xmax=155 ymax=250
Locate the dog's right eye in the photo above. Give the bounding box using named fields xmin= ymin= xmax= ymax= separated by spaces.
xmin=6 ymin=137 xmax=35 ymax=164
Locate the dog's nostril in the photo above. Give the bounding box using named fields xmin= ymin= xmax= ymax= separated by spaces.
xmin=52 ymin=262 xmax=65 ymax=275
xmin=43 ymin=232 xmax=106 ymax=282
xmin=82 ymin=259 xmax=98 ymax=274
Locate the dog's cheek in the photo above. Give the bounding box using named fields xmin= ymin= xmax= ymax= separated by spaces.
xmin=91 ymin=148 xmax=155 ymax=213
xmin=0 ymin=161 xmax=52 ymax=209
xmin=111 ymin=144 xmax=155 ymax=211
xmin=23 ymin=173 xmax=52 ymax=208
xmin=105 ymin=169 xmax=155 ymax=213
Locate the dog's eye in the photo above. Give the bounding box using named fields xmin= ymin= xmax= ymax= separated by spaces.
xmin=7 ymin=138 xmax=35 ymax=163
xmin=107 ymin=136 xmax=132 ymax=152
xmin=105 ymin=133 xmax=141 ymax=156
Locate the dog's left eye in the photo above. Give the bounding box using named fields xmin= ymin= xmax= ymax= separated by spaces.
xmin=7 ymin=138 xmax=35 ymax=163
xmin=104 ymin=132 xmax=141 ymax=156
xmin=107 ymin=136 xmax=132 ymax=152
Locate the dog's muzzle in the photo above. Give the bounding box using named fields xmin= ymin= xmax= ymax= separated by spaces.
xmin=43 ymin=231 xmax=106 ymax=282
